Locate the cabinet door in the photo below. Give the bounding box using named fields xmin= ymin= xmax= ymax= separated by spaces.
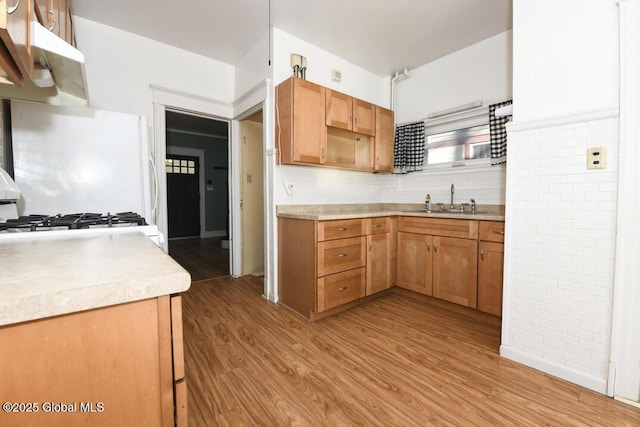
xmin=478 ymin=241 xmax=504 ymax=316
xmin=397 ymin=232 xmax=432 ymax=295
xmin=325 ymin=88 xmax=352 ymax=130
xmin=0 ymin=298 xmax=169 ymax=427
xmin=353 ymin=98 xmax=375 ymax=136
xmin=432 ymin=236 xmax=478 ymax=308
xmin=293 ymin=78 xmax=327 ymax=164
xmin=0 ymin=0 xmax=34 ymax=83
xmin=367 ymin=233 xmax=392 ymax=295
xmin=277 ymin=77 xmax=326 ymax=165
xmin=374 ymin=106 xmax=394 ymax=172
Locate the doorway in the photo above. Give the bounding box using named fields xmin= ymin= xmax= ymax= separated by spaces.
xmin=240 ymin=110 xmax=264 ymax=276
xmin=165 ymin=110 xmax=231 ymax=280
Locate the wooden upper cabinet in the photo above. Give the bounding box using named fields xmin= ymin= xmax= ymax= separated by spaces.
xmin=276 ymin=77 xmax=327 ymax=165
xmin=352 ymin=98 xmax=375 ymax=136
xmin=276 ymin=77 xmax=391 ymax=172
xmin=374 ymin=106 xmax=394 ymax=172
xmin=325 ymin=89 xmax=352 ymax=130
xmin=326 ymin=88 xmax=376 ymax=136
xmin=0 ymin=0 xmax=35 ymax=85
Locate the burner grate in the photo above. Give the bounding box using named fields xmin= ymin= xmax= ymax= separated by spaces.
xmin=0 ymin=212 xmax=148 ymax=232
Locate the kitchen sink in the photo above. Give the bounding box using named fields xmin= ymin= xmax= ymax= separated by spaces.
xmin=401 ymin=209 xmax=485 ymax=215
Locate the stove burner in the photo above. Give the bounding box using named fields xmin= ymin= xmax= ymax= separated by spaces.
xmin=0 ymin=212 xmax=148 ymax=232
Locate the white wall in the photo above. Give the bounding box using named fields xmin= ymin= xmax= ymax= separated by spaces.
xmin=512 ymin=1 xmax=618 ymax=121
xmin=380 ymin=30 xmax=513 ymax=206
xmin=502 ymin=0 xmax=620 ymax=394
xmin=272 ymin=28 xmax=389 ymax=106
xmin=235 ymin=31 xmax=270 ymax=100
xmin=395 ymin=31 xmax=512 ymax=124
xmin=73 ymin=17 xmax=235 ymax=119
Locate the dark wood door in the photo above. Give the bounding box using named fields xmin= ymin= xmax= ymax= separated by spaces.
xmin=166 ymin=155 xmax=200 ymax=239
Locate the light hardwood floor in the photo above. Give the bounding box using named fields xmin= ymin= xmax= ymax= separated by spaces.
xmin=182 ymin=276 xmax=640 ymax=426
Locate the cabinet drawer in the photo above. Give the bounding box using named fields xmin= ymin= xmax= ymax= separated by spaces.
xmin=318 ymin=219 xmax=364 ymax=241
xmin=479 ymin=221 xmax=505 ymax=243
xmin=398 ymin=217 xmax=478 ymax=239
xmin=366 ymin=217 xmax=390 ymax=234
xmin=317 ymin=268 xmax=366 ymax=312
xmin=318 ymin=236 xmax=366 ymax=276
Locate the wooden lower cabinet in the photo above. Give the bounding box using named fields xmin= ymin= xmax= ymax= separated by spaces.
xmin=478 ymin=221 xmax=505 ymax=317
xmin=279 ymin=215 xmax=503 ymax=318
xmin=397 ymin=232 xmax=432 ymax=295
xmin=0 ymin=295 xmax=187 ymax=427
xmin=397 ymin=217 xmax=479 ymax=309
xmin=366 ymin=217 xmax=396 ymax=295
xmin=279 ymin=217 xmax=394 ymax=320
xmin=432 ymin=236 xmax=478 ymax=308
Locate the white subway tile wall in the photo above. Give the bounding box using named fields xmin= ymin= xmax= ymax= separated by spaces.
xmin=503 ymin=115 xmax=619 ymax=392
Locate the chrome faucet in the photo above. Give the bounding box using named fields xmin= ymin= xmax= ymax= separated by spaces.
xmin=450 ymin=183 xmax=455 ymax=209
xmin=470 ymin=198 xmax=476 ymax=214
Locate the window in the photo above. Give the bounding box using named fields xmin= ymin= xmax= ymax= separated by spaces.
xmin=425 ymin=124 xmax=490 ymax=165
xmin=166 ymin=158 xmax=196 ymax=175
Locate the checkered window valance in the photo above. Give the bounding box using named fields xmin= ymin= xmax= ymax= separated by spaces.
xmin=393 ymin=121 xmax=425 ymax=174
xmin=489 ymin=100 xmax=512 ymax=165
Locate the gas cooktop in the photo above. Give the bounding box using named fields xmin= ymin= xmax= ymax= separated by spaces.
xmin=0 ymin=212 xmax=148 ymax=232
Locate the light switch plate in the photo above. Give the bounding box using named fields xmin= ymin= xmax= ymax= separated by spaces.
xmin=587 ymin=146 xmax=606 ymax=170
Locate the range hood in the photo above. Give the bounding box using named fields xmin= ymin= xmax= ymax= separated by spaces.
xmin=0 ymin=21 xmax=88 ymax=106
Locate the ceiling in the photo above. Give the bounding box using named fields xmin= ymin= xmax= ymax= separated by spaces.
xmin=72 ymin=0 xmax=512 ymax=78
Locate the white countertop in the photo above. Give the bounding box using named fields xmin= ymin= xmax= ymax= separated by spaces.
xmin=0 ymin=232 xmax=191 ymax=326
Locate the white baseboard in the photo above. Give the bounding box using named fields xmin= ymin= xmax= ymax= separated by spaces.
xmin=500 ymin=345 xmax=608 ymax=394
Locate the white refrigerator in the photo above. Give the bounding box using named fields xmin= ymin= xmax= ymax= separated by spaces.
xmin=10 ymin=101 xmax=154 ymax=221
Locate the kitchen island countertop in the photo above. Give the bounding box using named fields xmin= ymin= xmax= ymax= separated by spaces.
xmin=0 ymin=231 xmax=191 ymax=326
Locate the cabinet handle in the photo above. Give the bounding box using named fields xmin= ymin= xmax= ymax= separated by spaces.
xmin=321 ymin=148 xmax=325 ymax=160
xmin=7 ymin=0 xmax=20 ymax=14
xmin=337 ymin=253 xmax=348 ymax=258
xmin=354 ymin=117 xmax=358 ymax=127
xmin=481 ymin=248 xmax=485 ymax=261
xmin=427 ymin=241 xmax=431 ymax=252
xmin=47 ymin=10 xmax=57 ymax=32
xmin=338 ymin=286 xmax=348 ymax=291
xmin=433 ymin=242 xmax=438 ymax=253
xmin=338 ymin=227 xmax=347 ymax=231
xmin=368 ymin=242 xmax=371 ymax=251
xmin=349 ymin=116 xmax=353 ymax=127
xmin=493 ymin=230 xmax=505 ymax=235
xmin=374 ymin=224 xmax=382 ymax=228
xmin=376 ymin=157 xmax=380 ymax=168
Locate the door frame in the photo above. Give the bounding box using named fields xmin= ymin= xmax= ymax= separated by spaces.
xmin=151 ymin=86 xmax=233 ymax=261
xmin=166 ymin=146 xmax=206 ymax=238
xmin=232 ymin=79 xmax=275 ymax=300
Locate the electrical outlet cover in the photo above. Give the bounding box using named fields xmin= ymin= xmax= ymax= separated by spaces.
xmin=587 ymin=146 xmax=606 ymax=170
